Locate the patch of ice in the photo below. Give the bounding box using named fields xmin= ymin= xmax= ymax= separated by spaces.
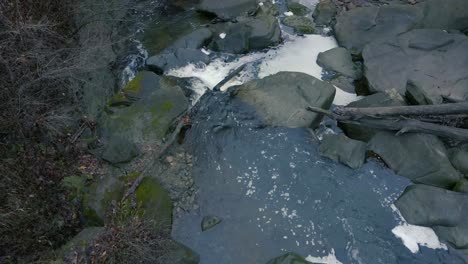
xmin=201 ymin=48 xmax=210 ymax=55
xmin=306 ymin=249 xmax=344 ymax=264
xmin=219 ymin=33 xmax=226 ymax=39
xmin=284 ymin=11 xmax=294 ymax=16
xmin=390 ymin=204 xmax=447 ymax=253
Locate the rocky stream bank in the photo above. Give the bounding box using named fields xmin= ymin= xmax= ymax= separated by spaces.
xmin=59 ymin=0 xmax=468 ymax=263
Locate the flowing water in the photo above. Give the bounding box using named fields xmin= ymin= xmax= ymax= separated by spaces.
xmin=120 ymin=1 xmax=468 ymax=263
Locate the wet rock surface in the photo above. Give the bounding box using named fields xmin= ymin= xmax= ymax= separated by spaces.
xmin=319 ymin=133 xmax=367 ymax=169
xmin=368 ymin=132 xmax=460 ymax=188
xmin=317 ymin=47 xmax=362 ymax=80
xmin=282 ymin=16 xmax=316 ymax=34
xmin=234 ymin=72 xmax=335 ymax=128
xmin=197 ymin=0 xmax=258 ymax=20
xmin=363 ymin=29 xmax=468 ymax=100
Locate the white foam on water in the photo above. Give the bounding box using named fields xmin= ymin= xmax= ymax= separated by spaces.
xmin=167 ymin=34 xmax=361 ymax=105
xmin=306 ymin=249 xmax=344 ymax=264
xmin=390 ymin=204 xmax=447 ymax=253
xmin=284 ymin=11 xmax=294 ymax=16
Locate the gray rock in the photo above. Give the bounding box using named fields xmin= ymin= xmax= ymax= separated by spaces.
xmin=317 ymin=47 xmax=362 ymax=79
xmin=330 ymin=75 xmax=356 ymax=94
xmin=334 ymin=4 xmax=423 ymax=55
xmin=433 ymin=222 xmax=468 ymax=249
xmin=102 ymin=136 xmax=140 ymax=164
xmin=201 ymin=215 xmax=222 ymax=231
xmin=146 ymin=48 xmax=210 ymax=74
xmin=449 ymin=144 xmax=468 ymax=175
xmin=266 ymin=252 xmax=308 ymax=264
xmin=197 ymin=0 xmax=258 ymax=20
xmin=339 ymin=92 xmax=406 ymax=142
xmin=368 ymin=132 xmax=460 ymax=189
xmin=283 ymin=16 xmax=315 ymax=34
xmin=256 ymin=0 xmax=280 ymax=16
xmin=59 ymin=227 xmax=105 ymax=263
xmin=234 ymin=72 xmax=335 ymax=128
xmin=395 ymin=184 xmax=467 ymax=226
xmin=454 ymin=179 xmax=468 ymax=194
xmin=312 ymin=0 xmax=337 ymax=26
xmin=319 ymin=133 xmax=367 ymax=169
xmin=165 ymin=28 xmax=214 ymax=52
xmin=287 ymin=2 xmax=310 ymax=16
xmin=98 ymin=71 xmax=189 ymax=150
xmin=420 ymin=0 xmax=468 ymax=31
xmin=363 ymin=29 xmax=468 ymax=101
xmin=211 ymin=15 xmax=282 ymax=54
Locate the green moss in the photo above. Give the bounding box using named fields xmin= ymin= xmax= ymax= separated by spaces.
xmin=122 ymin=73 xmax=145 ymax=95
xmin=120 ymin=171 xmax=141 ymax=183
xmin=108 ymin=92 xmax=131 ymax=107
xmin=82 ymin=192 xmax=104 ymax=226
xmin=135 ymin=177 xmax=173 ymax=230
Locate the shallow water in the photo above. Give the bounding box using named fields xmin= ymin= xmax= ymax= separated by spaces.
xmin=119 ymin=1 xmax=468 ymax=263
xmin=172 ymin=92 xmax=466 ymax=264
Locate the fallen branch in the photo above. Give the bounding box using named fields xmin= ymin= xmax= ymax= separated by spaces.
xmin=306 ymin=106 xmax=468 ymax=141
xmin=212 ymin=63 xmax=247 ymax=91
xmin=334 ymin=102 xmax=468 ymax=118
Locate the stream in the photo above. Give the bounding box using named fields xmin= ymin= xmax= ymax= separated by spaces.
xmin=120 ymin=0 xmax=467 ymax=263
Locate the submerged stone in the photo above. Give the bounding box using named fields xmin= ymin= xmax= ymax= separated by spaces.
xmin=319 ymin=133 xmax=367 ymax=169
xmin=368 ymin=132 xmax=460 ymax=189
xmin=201 ymin=215 xmax=222 ymax=231
xmin=282 ymin=16 xmax=315 ymax=34
xmin=234 ymin=71 xmax=335 ymax=128
xmin=266 ymin=252 xmax=308 ymax=264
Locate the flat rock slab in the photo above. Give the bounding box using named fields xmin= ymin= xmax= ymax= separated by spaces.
xmin=368 ymin=132 xmax=460 ymax=189
xmin=197 ymin=0 xmax=258 ymax=20
xmin=317 ymin=47 xmax=362 ymax=79
xmin=334 ymin=0 xmax=468 ymax=55
xmin=319 ymin=133 xmax=367 ymax=169
xmin=363 ymin=29 xmax=468 ymax=102
xmin=234 ymin=71 xmax=335 ymax=128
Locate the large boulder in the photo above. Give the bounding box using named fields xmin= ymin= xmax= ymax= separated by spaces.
xmin=339 ymin=92 xmax=406 ymax=142
xmin=395 ymin=184 xmax=467 ymax=227
xmin=94 ymin=72 xmax=188 ymax=164
xmin=420 ymin=0 xmax=468 ymax=31
xmin=234 ymin=72 xmax=335 ymax=128
xmin=165 ymin=28 xmax=214 ymax=52
xmin=368 ymin=132 xmax=460 ymax=188
xmin=363 ymin=29 xmax=468 ymax=102
xmin=395 ymin=184 xmax=468 ymax=249
xmin=312 ymin=0 xmax=337 ymax=26
xmin=319 ymin=133 xmax=367 ymax=169
xmin=282 ymin=16 xmax=316 ymax=34
xmin=211 ymin=15 xmax=281 ymax=54
xmin=197 ymin=0 xmax=258 ymax=20
xmin=449 ymin=144 xmax=468 ymax=175
xmin=334 ymin=4 xmax=423 ymax=55
xmin=317 ymin=47 xmax=362 ymax=80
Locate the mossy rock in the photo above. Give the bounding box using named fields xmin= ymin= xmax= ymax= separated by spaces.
xmin=287 ymin=2 xmax=310 ymax=16
xmin=160 ymin=241 xmax=200 ymax=264
xmin=135 ymin=177 xmax=173 ymax=231
xmin=97 ymin=72 xmax=189 ymax=148
xmin=266 ymin=252 xmax=308 ymax=264
xmin=82 ymin=175 xmax=125 ymax=226
xmin=62 ymin=175 xmax=86 ymax=201
xmin=283 ymin=16 xmax=315 ymax=34
xmin=57 ymin=227 xmax=104 ymax=263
